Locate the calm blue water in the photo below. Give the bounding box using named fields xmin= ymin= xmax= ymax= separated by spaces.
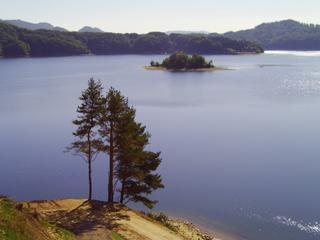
xmin=1 ymin=52 xmax=320 ymax=240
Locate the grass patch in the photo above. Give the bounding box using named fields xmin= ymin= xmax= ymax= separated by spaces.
xmin=0 ymin=198 xmax=74 ymax=240
xmin=0 ymin=198 xmax=30 ymax=240
xmin=145 ymin=212 xmax=178 ymax=232
xmin=111 ymin=230 xmax=125 ymax=240
xmin=0 ymin=198 xmax=14 ymax=220
xmin=0 ymin=227 xmax=30 ymax=240
xmin=40 ymin=220 xmax=75 ymax=240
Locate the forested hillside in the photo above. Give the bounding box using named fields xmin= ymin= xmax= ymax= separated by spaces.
xmin=224 ymin=20 xmax=320 ymax=50
xmin=0 ymin=22 xmax=263 ymax=57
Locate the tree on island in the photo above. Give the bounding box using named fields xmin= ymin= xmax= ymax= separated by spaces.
xmin=66 ymin=78 xmax=104 ymax=200
xmin=151 ymin=52 xmax=214 ymax=70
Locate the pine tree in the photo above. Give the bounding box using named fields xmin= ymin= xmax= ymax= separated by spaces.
xmin=115 ymin=105 xmax=164 ymax=209
xmin=99 ymin=87 xmax=129 ymax=203
xmin=66 ymin=78 xmax=103 ymax=200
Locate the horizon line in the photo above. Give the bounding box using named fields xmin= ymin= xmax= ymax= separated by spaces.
xmin=2 ymin=18 xmax=320 ymax=34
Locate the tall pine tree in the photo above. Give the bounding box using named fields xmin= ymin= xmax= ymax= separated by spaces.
xmin=99 ymin=87 xmax=129 ymax=203
xmin=115 ymin=104 xmax=164 ymax=208
xmin=66 ymin=78 xmax=103 ymax=200
xmin=66 ymin=84 xmax=164 ymax=206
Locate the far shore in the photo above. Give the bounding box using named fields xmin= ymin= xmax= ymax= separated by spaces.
xmin=144 ymin=66 xmax=229 ymax=72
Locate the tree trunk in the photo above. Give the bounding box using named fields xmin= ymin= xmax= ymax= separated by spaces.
xmin=120 ymin=164 xmax=128 ymax=204
xmin=108 ymin=121 xmax=114 ymax=203
xmin=88 ymin=133 xmax=92 ymax=200
xmin=120 ymin=178 xmax=125 ymax=204
xmin=88 ymin=157 xmax=92 ymax=200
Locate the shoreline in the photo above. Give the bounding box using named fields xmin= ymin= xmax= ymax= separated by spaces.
xmin=167 ymin=212 xmax=241 ymax=240
xmin=144 ymin=66 xmax=229 ymax=72
xmin=168 ymin=217 xmax=239 ymax=240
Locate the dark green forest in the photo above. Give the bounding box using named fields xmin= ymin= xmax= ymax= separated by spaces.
xmin=151 ymin=52 xmax=214 ymax=70
xmin=0 ymin=22 xmax=263 ymax=57
xmin=224 ymin=19 xmax=320 ymax=50
xmin=2 ymin=19 xmax=320 ymax=56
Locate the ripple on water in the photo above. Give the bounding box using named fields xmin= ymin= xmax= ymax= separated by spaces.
xmin=274 ymin=216 xmax=320 ymax=235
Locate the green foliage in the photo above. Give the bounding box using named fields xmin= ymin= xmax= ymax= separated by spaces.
xmin=170 ymin=34 xmax=263 ymax=54
xmin=68 ymin=82 xmax=163 ymax=206
xmin=99 ymin=87 xmax=131 ymax=203
xmin=115 ymin=105 xmax=164 ymax=208
xmin=3 ymin=40 xmax=30 ymax=57
xmin=0 ymin=22 xmax=89 ymax=57
xmin=132 ymin=32 xmax=172 ymax=53
xmin=146 ymin=212 xmax=178 ymax=232
xmin=0 ymin=22 xmax=31 ymax=57
xmin=66 ymin=78 xmax=104 ymax=200
xmin=20 ymin=30 xmax=89 ymax=56
xmin=150 ymin=60 xmax=160 ymax=67
xmin=99 ymin=88 xmax=129 ymax=135
xmin=39 ymin=220 xmax=74 ymax=240
xmin=0 ymin=227 xmax=29 ymax=240
xmin=0 ymin=198 xmax=30 ymax=240
xmin=147 ymin=212 xmax=168 ymax=222
xmin=152 ymin=52 xmax=214 ymax=70
xmin=0 ymin=198 xmax=74 ymax=240
xmin=162 ymin=52 xmax=189 ymax=69
xmin=0 ymin=198 xmax=14 ymax=220
xmin=0 ymin=21 xmax=263 ymax=57
xmin=111 ymin=231 xmax=125 ymax=240
xmin=97 ymin=87 xmax=164 ymax=207
xmin=68 ymin=78 xmax=103 ymax=160
xmin=224 ymin=19 xmax=320 ymax=50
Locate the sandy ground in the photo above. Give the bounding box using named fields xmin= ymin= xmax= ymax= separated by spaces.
xmin=22 ymin=199 xmax=230 ymax=240
xmin=117 ymin=210 xmax=185 ymax=240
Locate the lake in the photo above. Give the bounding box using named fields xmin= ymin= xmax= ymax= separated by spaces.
xmin=1 ymin=51 xmax=320 ymax=240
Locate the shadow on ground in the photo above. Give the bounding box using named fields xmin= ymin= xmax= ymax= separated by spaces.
xmin=41 ymin=200 xmax=129 ymax=236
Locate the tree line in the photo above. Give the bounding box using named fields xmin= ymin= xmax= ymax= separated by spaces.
xmin=66 ymin=79 xmax=163 ymax=208
xmin=0 ymin=22 xmax=264 ymax=57
xmin=224 ymin=19 xmax=320 ymax=50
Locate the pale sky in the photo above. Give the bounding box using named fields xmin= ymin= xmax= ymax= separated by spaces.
xmin=1 ymin=0 xmax=319 ymax=33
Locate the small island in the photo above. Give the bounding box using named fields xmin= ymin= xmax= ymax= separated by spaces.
xmin=147 ymin=52 xmax=216 ymax=72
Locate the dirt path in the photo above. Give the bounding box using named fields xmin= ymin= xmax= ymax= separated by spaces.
xmin=117 ymin=209 xmax=184 ymax=240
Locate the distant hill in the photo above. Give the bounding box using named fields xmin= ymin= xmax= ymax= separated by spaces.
xmin=224 ymin=19 xmax=320 ymax=50
xmin=0 ymin=22 xmax=89 ymax=57
xmin=0 ymin=22 xmax=263 ymax=57
xmin=79 ymin=26 xmax=104 ymax=33
xmin=2 ymin=19 xmax=67 ymax=31
xmin=166 ymin=30 xmax=210 ymax=35
xmin=2 ymin=19 xmax=320 ymax=50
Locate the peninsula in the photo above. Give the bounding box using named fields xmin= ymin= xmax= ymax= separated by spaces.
xmin=0 ymin=196 xmax=233 ymax=240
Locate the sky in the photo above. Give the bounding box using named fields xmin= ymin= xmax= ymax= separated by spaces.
xmin=1 ymin=0 xmax=319 ymax=33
